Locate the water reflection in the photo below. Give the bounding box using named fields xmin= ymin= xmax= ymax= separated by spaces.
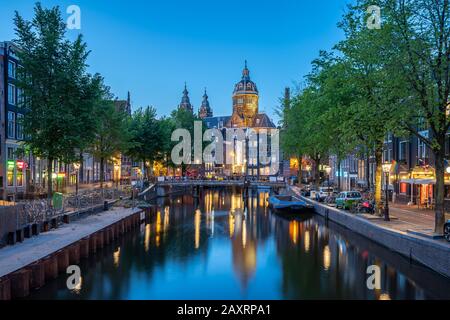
xmin=28 ymin=187 xmax=450 ymax=300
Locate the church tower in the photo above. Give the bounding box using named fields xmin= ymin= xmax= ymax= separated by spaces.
xmin=178 ymin=83 xmax=193 ymax=113
xmin=228 ymin=61 xmax=259 ymax=128
xmin=198 ymin=88 xmax=213 ymax=119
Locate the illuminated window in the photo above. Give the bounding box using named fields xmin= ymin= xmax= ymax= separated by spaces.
xmin=7 ymin=161 xmax=14 ymax=187
xmin=16 ymin=168 xmax=23 ymax=187
xmin=400 ymin=183 xmax=407 ymax=194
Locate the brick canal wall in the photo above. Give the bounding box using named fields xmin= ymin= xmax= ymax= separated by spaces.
xmin=293 ymin=190 xmax=450 ymax=279
xmin=0 ymin=207 xmax=151 ymax=300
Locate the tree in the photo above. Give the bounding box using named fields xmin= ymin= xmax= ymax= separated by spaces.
xmin=90 ymin=96 xmax=132 ymax=188
xmin=128 ymin=106 xmax=166 ymax=180
xmin=381 ymin=0 xmax=450 ymax=233
xmin=14 ymin=3 xmax=101 ymax=198
xmin=169 ymin=108 xmax=201 ymax=176
xmin=334 ymin=2 xmax=404 ymax=211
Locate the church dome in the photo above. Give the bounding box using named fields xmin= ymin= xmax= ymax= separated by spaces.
xmin=233 ymin=61 xmax=258 ymax=95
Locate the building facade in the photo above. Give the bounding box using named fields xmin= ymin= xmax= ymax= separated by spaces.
xmin=202 ymin=62 xmax=277 ymax=178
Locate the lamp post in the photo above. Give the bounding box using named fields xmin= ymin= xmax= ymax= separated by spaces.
xmin=325 ymin=166 xmax=331 ymax=189
xmin=73 ymin=162 xmax=80 ymax=196
xmin=382 ymin=162 xmax=392 ymax=221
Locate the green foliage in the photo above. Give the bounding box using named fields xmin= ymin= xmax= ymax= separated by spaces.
xmin=90 ymin=98 xmax=132 ymax=163
xmin=128 ymin=106 xmax=171 ymax=177
xmin=13 ymin=3 xmax=103 ymax=196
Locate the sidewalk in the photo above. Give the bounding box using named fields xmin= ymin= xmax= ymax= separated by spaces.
xmin=0 ymin=206 xmax=141 ymax=278
xmin=387 ymin=203 xmax=447 ymax=234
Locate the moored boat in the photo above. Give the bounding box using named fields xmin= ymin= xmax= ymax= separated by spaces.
xmin=268 ymin=195 xmax=314 ymax=213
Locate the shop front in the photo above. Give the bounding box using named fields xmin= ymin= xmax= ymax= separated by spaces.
xmin=397 ymin=166 xmax=450 ymax=209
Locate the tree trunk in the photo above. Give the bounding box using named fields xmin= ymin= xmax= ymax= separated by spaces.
xmin=366 ymin=152 xmax=371 ymax=190
xmin=314 ymin=157 xmax=321 ymax=189
xmin=337 ymin=159 xmax=341 ymax=192
xmin=297 ymin=155 xmax=303 ymax=184
xmin=100 ymin=157 xmax=105 ymax=189
xmin=47 ymin=158 xmax=53 ymax=200
xmin=79 ymin=152 xmax=84 ymax=184
xmin=434 ymin=149 xmax=445 ymax=235
xmin=374 ymin=145 xmax=383 ymax=215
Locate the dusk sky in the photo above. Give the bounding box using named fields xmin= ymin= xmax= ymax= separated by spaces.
xmin=0 ymin=0 xmax=353 ymax=122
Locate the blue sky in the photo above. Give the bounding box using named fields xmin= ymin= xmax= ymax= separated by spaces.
xmin=0 ymin=0 xmax=352 ymax=122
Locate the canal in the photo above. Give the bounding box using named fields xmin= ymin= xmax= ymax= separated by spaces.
xmin=28 ymin=187 xmax=450 ymax=300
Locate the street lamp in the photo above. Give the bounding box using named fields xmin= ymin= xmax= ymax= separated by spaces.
xmin=382 ymin=162 xmax=392 ymax=221
xmin=73 ymin=162 xmax=81 ymax=195
xmin=325 ymin=166 xmax=332 ymax=188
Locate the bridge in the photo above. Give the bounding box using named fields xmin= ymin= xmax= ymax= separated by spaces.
xmin=154 ymin=180 xmax=286 ymax=188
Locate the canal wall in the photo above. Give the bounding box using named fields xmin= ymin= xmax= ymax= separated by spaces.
xmin=292 ymin=190 xmax=450 ymax=279
xmin=0 ymin=206 xmax=148 ymax=300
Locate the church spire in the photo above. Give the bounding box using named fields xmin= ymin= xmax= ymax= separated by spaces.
xmin=242 ymin=60 xmax=250 ymax=80
xmin=179 ymin=82 xmax=193 ymax=113
xmin=198 ymin=87 xmax=213 ymax=119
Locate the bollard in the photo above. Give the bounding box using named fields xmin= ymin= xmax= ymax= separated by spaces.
xmin=68 ymin=243 xmax=80 ymax=265
xmin=43 ymin=256 xmax=58 ymax=280
xmin=0 ymin=277 xmax=11 ymax=301
xmin=10 ymin=269 xmax=31 ymax=298
xmin=27 ymin=261 xmax=46 ymax=290
xmin=63 ymin=214 xmax=70 ymax=224
xmin=16 ymin=229 xmax=25 ymax=243
xmin=80 ymin=238 xmax=90 ymax=258
xmin=7 ymin=232 xmax=16 ymax=245
xmin=56 ymin=249 xmax=69 ymax=274
xmin=89 ymin=235 xmax=97 ymax=254
xmin=51 ymin=218 xmax=58 ymax=229
xmin=23 ymin=225 xmax=31 ymax=238
xmin=31 ymin=223 xmax=40 ymax=236
xmin=42 ymin=221 xmax=50 ymax=232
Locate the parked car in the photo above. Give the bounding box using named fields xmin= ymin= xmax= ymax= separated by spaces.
xmin=335 ymin=191 xmax=363 ymax=210
xmin=445 ymin=220 xmax=450 ymax=242
xmin=316 ymin=187 xmax=334 ymax=202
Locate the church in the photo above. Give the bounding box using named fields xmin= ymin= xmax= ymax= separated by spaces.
xmin=178 ymin=62 xmax=277 ymax=178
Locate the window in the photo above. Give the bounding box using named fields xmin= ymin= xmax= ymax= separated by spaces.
xmin=8 ymin=112 xmax=15 ymax=139
xmin=418 ymin=138 xmax=427 ymax=160
xmin=399 ymin=141 xmax=408 ymax=161
xmin=17 ymin=88 xmax=24 ymax=107
xmin=8 ymin=60 xmax=16 ymax=78
xmin=16 ymin=114 xmax=24 ymax=140
xmin=8 ymin=84 xmax=16 ymax=105
xmin=7 ymin=166 xmax=14 ymax=187
xmin=7 ymin=147 xmax=14 ymax=160
xmin=400 ymin=183 xmax=407 ymax=194
xmin=16 ymin=169 xmax=23 ymax=187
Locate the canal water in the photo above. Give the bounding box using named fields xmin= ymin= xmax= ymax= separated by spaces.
xmin=28 ymin=187 xmax=450 ymax=300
